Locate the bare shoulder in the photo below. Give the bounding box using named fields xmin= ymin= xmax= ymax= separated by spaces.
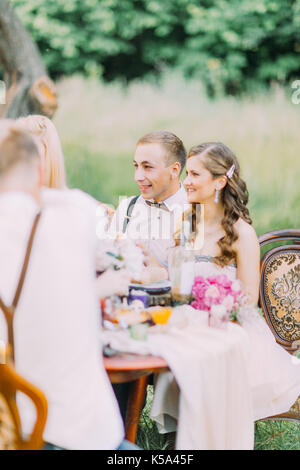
xmin=233 ymin=218 xmax=259 ymax=251
xmin=234 ymin=218 xmax=258 ymax=239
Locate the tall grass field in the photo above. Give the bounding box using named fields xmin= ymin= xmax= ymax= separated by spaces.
xmin=54 ymin=74 xmax=300 ymax=450
xmin=55 ymin=73 xmax=300 ymax=237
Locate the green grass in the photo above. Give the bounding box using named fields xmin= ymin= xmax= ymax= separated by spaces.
xmin=53 ymin=73 xmax=300 ymax=450
xmin=136 ymin=386 xmax=300 ymax=450
xmin=137 ymin=387 xmax=169 ymax=451
xmin=62 ymin=143 xmax=135 ymax=207
xmin=54 ymin=73 xmax=300 ymax=236
xmin=254 ymin=420 xmax=300 ymax=450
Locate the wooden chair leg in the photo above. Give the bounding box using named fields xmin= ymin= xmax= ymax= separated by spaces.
xmin=125 ymin=375 xmax=148 ymax=443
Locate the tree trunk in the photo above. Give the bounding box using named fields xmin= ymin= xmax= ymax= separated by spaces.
xmin=0 ymin=0 xmax=57 ymax=118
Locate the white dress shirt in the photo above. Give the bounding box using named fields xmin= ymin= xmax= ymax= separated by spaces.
xmin=108 ymin=184 xmax=189 ymax=267
xmin=0 ymin=188 xmax=124 ymax=449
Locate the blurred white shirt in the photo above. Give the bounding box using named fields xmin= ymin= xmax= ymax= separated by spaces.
xmin=0 ymin=188 xmax=123 ymax=450
xmin=108 ymin=184 xmax=188 ymax=267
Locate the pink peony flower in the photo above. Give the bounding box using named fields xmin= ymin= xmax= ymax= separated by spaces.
xmin=208 ymin=275 xmax=232 ymax=289
xmin=222 ymin=294 xmax=234 ymax=312
xmin=205 ymin=285 xmax=220 ymax=299
xmin=191 ymin=272 xmax=245 ymax=314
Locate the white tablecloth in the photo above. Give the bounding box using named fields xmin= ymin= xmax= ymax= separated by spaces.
xmin=103 ymin=306 xmax=254 ymax=450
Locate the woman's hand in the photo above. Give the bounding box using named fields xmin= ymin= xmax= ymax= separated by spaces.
xmin=96 ymin=269 xmax=130 ymax=298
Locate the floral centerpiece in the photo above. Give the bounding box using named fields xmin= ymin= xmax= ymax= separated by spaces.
xmin=190 ymin=274 xmax=247 ymax=328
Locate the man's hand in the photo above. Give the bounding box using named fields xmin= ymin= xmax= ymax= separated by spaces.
xmin=98 ymin=201 xmax=115 ymax=220
xmin=136 ymin=242 xmax=162 ymax=268
xmin=140 ymin=266 xmax=168 ymax=283
xmin=135 ymin=242 xmax=168 ymax=283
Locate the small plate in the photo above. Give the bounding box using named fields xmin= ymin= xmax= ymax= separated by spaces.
xmin=129 ymin=280 xmax=171 ymax=293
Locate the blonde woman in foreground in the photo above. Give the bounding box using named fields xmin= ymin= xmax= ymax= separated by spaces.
xmin=16 ymin=115 xmax=66 ymax=189
xmin=16 ymin=115 xmax=115 ymax=219
xmin=14 ymin=116 xmax=127 ymax=297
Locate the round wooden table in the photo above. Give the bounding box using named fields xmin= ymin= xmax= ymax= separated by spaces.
xmin=104 ymin=353 xmax=169 ymax=443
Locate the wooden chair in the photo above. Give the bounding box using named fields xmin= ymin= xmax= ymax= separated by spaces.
xmin=0 ymin=349 xmax=48 ymax=450
xmin=259 ymin=229 xmax=300 ymax=421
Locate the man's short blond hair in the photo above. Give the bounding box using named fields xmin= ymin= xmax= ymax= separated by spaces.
xmin=0 ymin=119 xmax=40 ymax=176
xmin=137 ymin=130 xmax=186 ymax=174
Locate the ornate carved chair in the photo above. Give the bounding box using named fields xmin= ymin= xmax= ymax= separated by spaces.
xmin=259 ymin=229 xmax=300 ymax=421
xmin=0 ymin=348 xmax=48 ymax=450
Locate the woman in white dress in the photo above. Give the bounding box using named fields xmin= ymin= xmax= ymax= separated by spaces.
xmin=151 ymin=141 xmax=300 ymax=435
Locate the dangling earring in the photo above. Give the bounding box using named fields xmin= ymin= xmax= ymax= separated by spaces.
xmin=214 ymin=189 xmax=219 ymax=203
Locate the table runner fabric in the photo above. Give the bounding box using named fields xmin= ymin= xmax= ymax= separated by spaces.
xmin=102 ymin=306 xmax=254 ymax=450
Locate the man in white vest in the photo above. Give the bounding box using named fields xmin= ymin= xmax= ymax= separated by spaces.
xmin=0 ymin=121 xmax=132 ymax=450
xmin=109 ymin=130 xmax=188 ymax=282
xmin=108 ymin=130 xmax=188 ymax=419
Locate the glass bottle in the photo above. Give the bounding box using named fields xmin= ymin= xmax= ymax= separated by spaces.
xmin=168 ymin=221 xmax=195 ymax=305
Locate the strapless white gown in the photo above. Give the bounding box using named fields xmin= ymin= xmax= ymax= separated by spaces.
xmin=150 ymin=255 xmax=300 ymax=435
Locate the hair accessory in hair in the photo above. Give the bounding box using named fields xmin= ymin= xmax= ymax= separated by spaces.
xmin=226 ymin=164 xmax=235 ymax=179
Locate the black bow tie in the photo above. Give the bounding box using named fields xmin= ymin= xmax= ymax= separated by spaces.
xmin=145 ymin=200 xmax=169 ymax=211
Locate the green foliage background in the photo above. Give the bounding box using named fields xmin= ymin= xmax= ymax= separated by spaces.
xmin=11 ymin=0 xmax=300 ymax=96
xmin=53 ymin=74 xmax=300 ymax=237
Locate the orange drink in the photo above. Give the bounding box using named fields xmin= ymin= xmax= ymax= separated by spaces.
xmin=151 ymin=307 xmax=172 ymax=325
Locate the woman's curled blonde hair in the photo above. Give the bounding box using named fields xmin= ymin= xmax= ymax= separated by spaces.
xmin=16 ymin=115 xmax=66 ymax=189
xmin=176 ymin=142 xmax=251 ymax=267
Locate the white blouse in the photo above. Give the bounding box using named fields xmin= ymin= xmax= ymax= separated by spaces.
xmin=0 ymin=188 xmax=123 ymax=449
